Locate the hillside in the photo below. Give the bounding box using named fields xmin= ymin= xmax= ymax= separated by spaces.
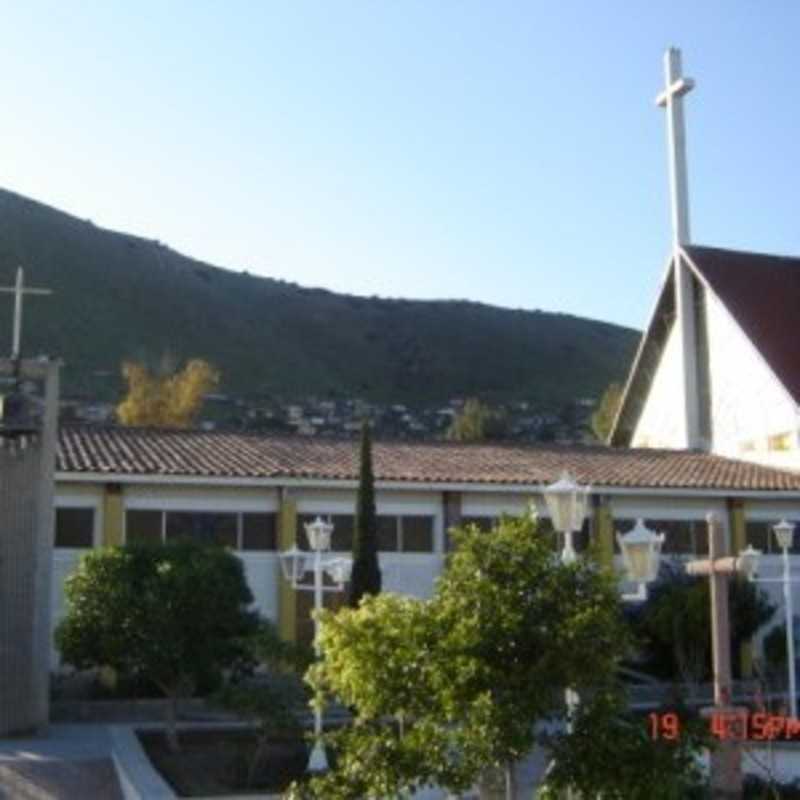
xmin=0 ymin=188 xmax=638 ymax=406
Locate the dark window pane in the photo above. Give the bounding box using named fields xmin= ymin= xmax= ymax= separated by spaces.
xmin=55 ymin=508 xmax=94 ymax=548
xmin=401 ymin=516 xmax=434 ymax=552
xmin=574 ymin=518 xmax=592 ymax=553
xmin=166 ymin=512 xmax=237 ymax=548
xmin=460 ymin=516 xmax=495 ymax=533
xmin=126 ymin=510 xmax=163 ymax=545
xmin=242 ymin=513 xmax=277 ymax=551
xmin=331 ymin=515 xmax=354 ymax=551
xmin=649 ymin=519 xmax=696 ymax=555
xmin=746 ymin=522 xmax=771 ymax=554
xmin=378 ymin=516 xmax=399 ymax=552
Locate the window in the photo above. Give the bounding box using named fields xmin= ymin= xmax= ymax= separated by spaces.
xmin=378 ymin=516 xmax=399 ymax=551
xmin=55 ymin=508 xmax=94 ymax=548
xmin=166 ymin=512 xmax=237 ymax=548
xmin=459 ymin=516 xmax=496 ymax=533
xmin=615 ymin=518 xmax=705 ymax=556
xmin=768 ymin=432 xmax=794 ymax=452
xmin=746 ymin=521 xmax=800 ymax=554
xmin=125 ymin=509 xmax=278 ymax=551
xmin=126 ymin=510 xmax=163 ymax=545
xmin=242 ymin=513 xmax=277 ymax=551
xmin=297 ymin=513 xmax=434 ymax=553
xmin=296 ymin=514 xmax=354 ymax=551
xmin=401 ymin=516 xmax=434 ymax=552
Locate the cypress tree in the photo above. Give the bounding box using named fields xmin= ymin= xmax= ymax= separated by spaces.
xmin=348 ymin=420 xmax=381 ymax=607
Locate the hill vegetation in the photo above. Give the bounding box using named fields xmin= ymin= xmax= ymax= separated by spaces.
xmin=0 ymin=188 xmax=638 ymax=406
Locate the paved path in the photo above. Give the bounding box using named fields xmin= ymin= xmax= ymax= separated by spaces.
xmin=0 ymin=725 xmax=122 ymax=799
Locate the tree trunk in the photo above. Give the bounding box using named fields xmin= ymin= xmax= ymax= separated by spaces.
xmin=164 ymin=690 xmax=180 ymax=752
xmin=504 ymin=762 xmax=516 ymax=800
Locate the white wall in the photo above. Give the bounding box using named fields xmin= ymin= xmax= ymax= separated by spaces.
xmin=632 ymin=323 xmax=689 ymax=449
xmin=705 ymin=290 xmax=800 ymax=468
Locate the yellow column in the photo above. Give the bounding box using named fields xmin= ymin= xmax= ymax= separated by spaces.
xmin=592 ymin=498 xmax=614 ymax=571
xmin=728 ymin=498 xmax=754 ymax=677
xmin=102 ymin=484 xmax=124 ymax=546
xmin=277 ymin=490 xmax=298 ymax=643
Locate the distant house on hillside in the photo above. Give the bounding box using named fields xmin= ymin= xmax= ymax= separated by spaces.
xmin=611 ymin=246 xmax=800 ymax=471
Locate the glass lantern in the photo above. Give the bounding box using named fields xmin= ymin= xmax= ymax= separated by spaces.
xmin=305 ymin=517 xmax=333 ymax=552
xmin=617 ymin=518 xmax=664 ymax=584
xmin=543 ymin=471 xmax=591 ymax=533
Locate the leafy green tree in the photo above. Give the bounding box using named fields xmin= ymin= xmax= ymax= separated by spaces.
xmin=116 ymin=357 xmax=219 ymax=427
xmin=215 ymin=619 xmax=312 ymax=788
xmin=446 ymin=398 xmax=508 ymax=442
xmin=591 ymin=381 xmax=623 ymax=442
xmin=291 ymin=515 xmax=630 ymax=799
xmin=348 ymin=420 xmax=381 ymax=607
xmin=628 ymin=563 xmax=775 ymax=684
xmin=56 ymin=542 xmax=258 ymax=751
xmin=539 ymin=689 xmax=710 ymax=799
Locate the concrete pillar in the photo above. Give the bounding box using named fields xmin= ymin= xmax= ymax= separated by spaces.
xmin=277 ymin=488 xmax=298 ymax=643
xmin=0 ymin=358 xmax=59 ymax=734
xmin=592 ymin=496 xmax=615 ymax=571
xmin=728 ymin=498 xmax=753 ymax=677
xmin=102 ymin=483 xmax=124 ymax=546
xmin=442 ymin=491 xmax=462 ymax=552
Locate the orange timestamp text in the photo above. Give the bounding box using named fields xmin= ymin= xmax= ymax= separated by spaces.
xmin=649 ymin=711 xmax=800 ymax=742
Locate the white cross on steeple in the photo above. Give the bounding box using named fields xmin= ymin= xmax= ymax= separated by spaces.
xmin=656 ymin=47 xmax=702 ymax=449
xmin=656 ymin=47 xmax=695 ymax=250
xmin=0 ymin=268 xmax=52 ymax=360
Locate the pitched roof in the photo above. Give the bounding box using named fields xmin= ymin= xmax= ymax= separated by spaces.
xmin=685 ymin=246 xmax=800 ymax=404
xmin=56 ymin=425 xmax=800 ymax=492
xmin=610 ymin=245 xmax=800 ymax=446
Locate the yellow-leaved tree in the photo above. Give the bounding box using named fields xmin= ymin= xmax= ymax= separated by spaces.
xmin=116 ymin=358 xmax=219 ymax=428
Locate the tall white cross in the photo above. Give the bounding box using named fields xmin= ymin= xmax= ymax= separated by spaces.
xmin=656 ymin=47 xmax=702 ymax=449
xmin=656 ymin=46 xmax=695 ymax=249
xmin=0 ymin=267 xmax=52 ymax=360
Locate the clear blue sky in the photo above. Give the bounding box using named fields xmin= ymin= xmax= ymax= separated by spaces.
xmin=1 ymin=1 xmax=797 ymax=330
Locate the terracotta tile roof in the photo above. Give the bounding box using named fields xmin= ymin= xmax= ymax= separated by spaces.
xmin=56 ymin=426 xmax=800 ymax=492
xmin=686 ymin=245 xmax=800 ymax=404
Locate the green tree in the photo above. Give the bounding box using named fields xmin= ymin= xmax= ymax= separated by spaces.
xmin=446 ymin=398 xmax=508 ymax=442
xmin=347 ymin=420 xmax=381 ymax=607
xmin=591 ymin=381 xmax=623 ymax=442
xmin=56 ymin=542 xmax=258 ymax=751
xmin=539 ymin=689 xmax=710 ymax=799
xmin=628 ymin=563 xmax=775 ymax=684
xmin=116 ymin=357 xmax=219 ymax=427
xmin=292 ymin=515 xmax=631 ymax=799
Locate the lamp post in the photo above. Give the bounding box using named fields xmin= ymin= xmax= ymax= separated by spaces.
xmin=542 ymin=473 xmax=664 ymax=800
xmin=279 ymin=516 xmax=353 ymax=772
xmin=685 ymin=512 xmax=761 ymax=799
xmin=542 ymin=472 xmax=664 ymax=594
xmin=746 ymin=519 xmax=798 ymax=718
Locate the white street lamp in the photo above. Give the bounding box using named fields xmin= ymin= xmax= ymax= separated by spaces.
xmin=543 ymin=471 xmax=591 ymax=564
xmin=616 ymin=519 xmax=665 ymax=602
xmin=748 ymin=520 xmax=798 ymax=718
xmin=279 ymin=516 xmax=353 ymax=772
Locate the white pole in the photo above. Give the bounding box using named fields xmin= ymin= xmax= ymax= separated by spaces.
xmin=308 ymin=548 xmax=328 ymax=771
xmin=784 ymin=545 xmax=797 ymax=718
xmin=12 ymin=268 xmax=23 ymax=360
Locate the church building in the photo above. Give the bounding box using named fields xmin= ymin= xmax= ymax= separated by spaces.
xmin=610 ymin=49 xmax=800 ymax=472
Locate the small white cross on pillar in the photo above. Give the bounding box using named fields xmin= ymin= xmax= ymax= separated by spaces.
xmin=656 ymin=46 xmax=695 ymax=249
xmin=0 ymin=268 xmax=53 ymax=360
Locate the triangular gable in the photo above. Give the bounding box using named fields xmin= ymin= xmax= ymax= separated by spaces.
xmin=609 ymin=256 xmax=676 ymax=447
xmin=610 ymin=245 xmax=800 ymax=447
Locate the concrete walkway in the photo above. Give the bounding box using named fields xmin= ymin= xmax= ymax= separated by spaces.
xmin=0 ymin=725 xmax=122 ymax=799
